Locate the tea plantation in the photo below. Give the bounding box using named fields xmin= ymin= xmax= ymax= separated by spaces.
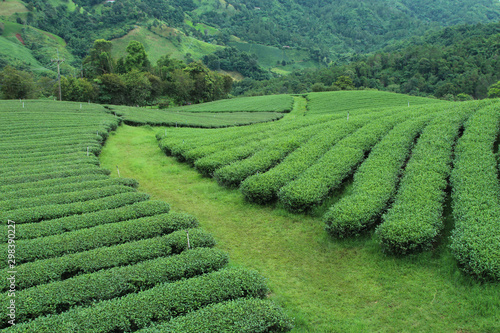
xmin=157 ymin=91 xmax=500 ymax=281
xmin=0 ymin=100 xmax=292 ymax=332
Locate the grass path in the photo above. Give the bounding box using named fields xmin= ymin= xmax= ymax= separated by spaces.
xmin=100 ymin=125 xmax=499 ymax=333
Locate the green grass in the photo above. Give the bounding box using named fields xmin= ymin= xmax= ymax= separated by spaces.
xmin=100 ymin=124 xmax=500 ymax=333
xmin=111 ymin=26 xmax=221 ymax=64
xmin=306 ymin=90 xmax=448 ymax=115
xmin=0 ymin=0 xmax=28 ymax=16
xmin=0 ymin=35 xmax=51 ymax=72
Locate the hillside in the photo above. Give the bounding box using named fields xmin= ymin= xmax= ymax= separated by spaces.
xmin=2 ymin=0 xmax=500 ymax=81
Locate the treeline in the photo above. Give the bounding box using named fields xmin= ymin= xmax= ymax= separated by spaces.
xmin=0 ymin=39 xmax=232 ymax=106
xmin=202 ymin=47 xmax=270 ymax=81
xmin=234 ymin=22 xmax=500 ymax=100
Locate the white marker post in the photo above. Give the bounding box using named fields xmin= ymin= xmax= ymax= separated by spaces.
xmin=116 ymin=166 xmax=120 ymax=178
xmin=186 ymin=230 xmax=191 ymax=250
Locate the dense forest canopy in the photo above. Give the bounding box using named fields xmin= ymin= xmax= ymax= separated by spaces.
xmin=233 ymin=21 xmax=500 ymax=100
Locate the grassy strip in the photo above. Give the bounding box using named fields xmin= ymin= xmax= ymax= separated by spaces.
xmin=138 ymin=298 xmax=293 ymax=333
xmin=7 ymin=268 xmax=268 ymax=333
xmin=1 ymin=248 xmax=229 ymax=326
xmin=0 ymin=192 xmax=149 ymax=224
xmin=0 ymin=228 xmax=214 ymax=291
xmin=450 ymin=103 xmax=500 ymax=280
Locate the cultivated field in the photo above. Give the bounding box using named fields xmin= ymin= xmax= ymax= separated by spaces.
xmin=0 ymin=100 xmax=291 ymax=332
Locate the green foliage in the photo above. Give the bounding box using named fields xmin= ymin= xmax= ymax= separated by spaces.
xmin=1 ymin=248 xmax=229 ymax=325
xmin=0 ymin=191 xmax=149 ymax=224
xmin=0 ymin=65 xmax=36 ymax=99
xmin=450 ymin=102 xmax=500 ymax=280
xmin=324 ymin=115 xmax=431 ymax=237
xmin=375 ymin=103 xmax=481 ymax=254
xmin=10 ymin=212 xmax=200 ymax=266
xmin=0 ymin=184 xmax=136 ymax=211
xmin=139 ymin=298 xmax=294 ymax=333
xmin=488 ymin=81 xmax=500 ymax=98
xmin=8 ymin=268 xmax=269 ymax=332
xmin=0 ymin=227 xmax=215 ymax=291
xmin=1 ymin=200 xmax=169 ymax=240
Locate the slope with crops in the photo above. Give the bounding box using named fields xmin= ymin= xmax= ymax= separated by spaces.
xmin=0 ymin=100 xmax=292 ymax=332
xmin=154 ymin=91 xmax=500 ymax=280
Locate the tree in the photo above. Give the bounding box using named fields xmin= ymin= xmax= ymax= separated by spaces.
xmin=487 ymin=81 xmax=500 ymax=98
xmin=0 ymin=66 xmax=36 ymax=99
xmin=83 ymin=39 xmax=114 ymax=78
xmin=124 ymin=41 xmax=149 ymax=72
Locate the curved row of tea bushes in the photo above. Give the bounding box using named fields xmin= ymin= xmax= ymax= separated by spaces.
xmin=240 ymin=112 xmax=382 ymax=204
xmin=2 ymin=200 xmax=170 ymax=240
xmin=0 ymin=157 xmax=100 ymax=174
xmin=158 ymin=114 xmax=331 ymax=159
xmin=375 ymin=105 xmax=477 ymax=254
xmin=0 ymin=192 xmax=149 ymax=224
xmin=324 ymin=116 xmax=431 ymax=237
xmin=0 ymin=161 xmax=101 ymax=178
xmin=0 ymin=134 xmax=106 ymax=151
xmin=0 ymin=185 xmax=136 ymax=211
xmin=0 ymin=177 xmax=137 ymax=201
xmin=7 ymin=268 xmax=268 ymax=333
xmin=138 ymin=298 xmax=293 ymax=333
xmin=0 ymin=144 xmax=101 ymax=158
xmin=0 ymin=152 xmax=99 ymax=169
xmin=0 ymin=228 xmax=215 ymax=291
xmin=450 ymin=104 xmax=500 ymax=280
xmin=8 ymin=213 xmax=197 ymax=266
xmin=0 ymin=248 xmax=229 ymax=326
xmin=213 ymin=122 xmax=339 ymax=188
xmin=0 ymin=166 xmax=110 ymax=186
xmin=0 ymin=174 xmax=109 ymax=193
xmin=194 ymin=142 xmax=262 ymax=177
xmin=278 ymin=110 xmax=433 ymax=212
xmin=179 ymin=115 xmax=334 ymax=164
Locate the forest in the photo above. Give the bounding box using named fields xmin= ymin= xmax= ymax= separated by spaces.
xmin=233 ymin=22 xmax=500 ymax=100
xmin=0 ymin=39 xmax=232 ymax=106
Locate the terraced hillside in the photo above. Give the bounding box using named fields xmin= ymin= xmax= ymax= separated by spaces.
xmin=156 ymin=91 xmax=500 ymax=280
xmin=0 ymin=100 xmax=292 ymax=332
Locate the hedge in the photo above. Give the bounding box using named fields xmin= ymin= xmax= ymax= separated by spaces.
xmin=239 ymin=114 xmax=373 ymax=204
xmin=2 ymin=200 xmax=169 ymax=240
xmin=0 ymin=185 xmax=136 ymax=212
xmin=324 ymin=116 xmax=430 ymax=237
xmin=0 ymin=156 xmax=100 ymax=174
xmin=7 ymin=212 xmax=197 ymax=266
xmin=7 ymin=268 xmax=268 ymax=333
xmin=450 ymin=103 xmax=500 ymax=280
xmin=0 ymin=177 xmax=138 ymax=202
xmin=376 ymin=105 xmax=476 ymax=254
xmin=0 ymin=174 xmax=109 ymax=194
xmin=0 ymin=166 xmax=110 ymax=186
xmin=138 ymin=298 xmax=293 ymax=333
xmin=0 ymin=192 xmax=149 ymax=224
xmin=1 ymin=248 xmax=229 ymax=326
xmin=278 ymin=111 xmax=424 ymax=212
xmin=0 ymin=227 xmax=214 ymax=291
